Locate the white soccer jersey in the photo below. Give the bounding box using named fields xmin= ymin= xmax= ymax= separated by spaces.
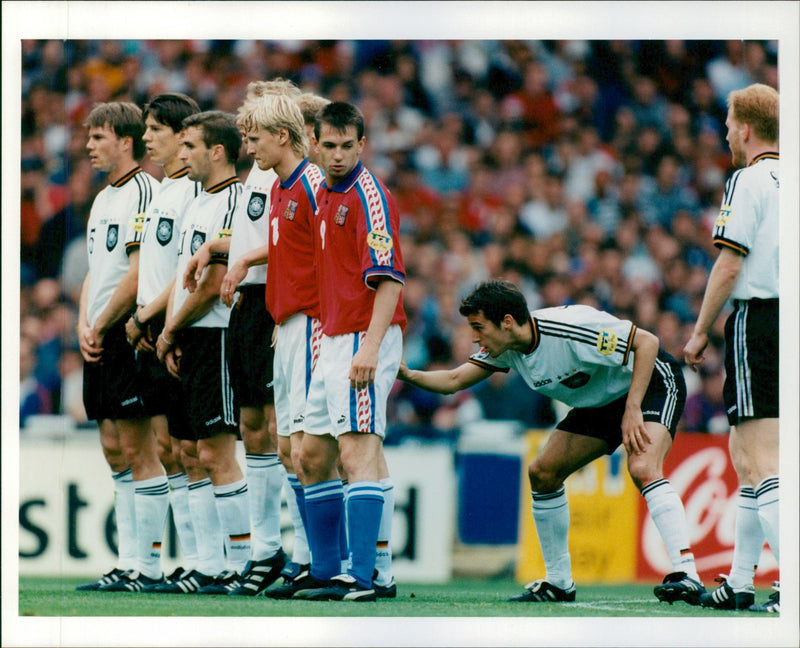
xmin=468 ymin=305 xmax=637 ymax=408
xmin=713 ymin=152 xmax=779 ymax=300
xmin=137 ymin=168 xmax=201 ymax=306
xmin=227 ymin=162 xmax=278 ymax=286
xmin=86 ymin=166 xmax=158 ymax=327
xmin=172 ymin=177 xmax=241 ymax=328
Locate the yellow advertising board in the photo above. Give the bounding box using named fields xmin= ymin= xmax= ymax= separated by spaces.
xmin=515 ymin=430 xmax=640 ymax=584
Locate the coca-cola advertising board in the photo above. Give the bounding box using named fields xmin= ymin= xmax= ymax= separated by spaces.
xmin=636 ymin=432 xmax=778 ymax=585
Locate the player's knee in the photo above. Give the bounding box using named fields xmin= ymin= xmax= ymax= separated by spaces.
xmin=627 ymin=459 xmax=660 ymax=490
xmin=527 ymin=460 xmax=561 ymax=492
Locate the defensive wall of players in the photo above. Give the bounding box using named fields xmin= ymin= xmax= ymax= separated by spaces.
xmin=18 ymin=420 xmax=777 ymax=586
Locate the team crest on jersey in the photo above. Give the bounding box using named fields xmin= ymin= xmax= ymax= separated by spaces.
xmin=247 ymin=192 xmax=266 ymax=221
xmin=367 ymin=229 xmax=393 ymax=252
xmin=284 ymin=200 xmax=298 ymax=221
xmin=156 ymin=217 xmax=173 ymax=246
xmin=596 ymin=329 xmax=618 ymax=355
xmin=191 ymin=231 xmax=206 ymax=255
xmin=715 ymin=206 xmax=732 ymax=227
xmin=334 ymin=205 xmax=348 ymax=226
xmin=106 ymin=224 xmax=119 ymax=251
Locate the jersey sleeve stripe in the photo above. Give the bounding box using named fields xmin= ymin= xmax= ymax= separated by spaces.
xmin=355 ymin=174 xmax=394 ymax=268
xmin=467 ymin=358 xmax=509 ymax=373
xmin=622 ymin=324 xmax=636 ymax=366
xmin=713 ymin=237 xmax=749 ymax=255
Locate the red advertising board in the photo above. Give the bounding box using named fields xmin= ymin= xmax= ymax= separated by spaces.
xmin=636 ymin=432 xmax=779 ymax=585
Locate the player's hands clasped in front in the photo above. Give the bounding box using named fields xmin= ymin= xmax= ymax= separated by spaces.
xmin=350 ymin=342 xmax=380 ymax=391
xmin=78 ymin=323 xmax=103 ymax=363
xmin=621 ymin=403 xmax=651 ymax=456
xmin=683 ymin=330 xmax=708 ymax=372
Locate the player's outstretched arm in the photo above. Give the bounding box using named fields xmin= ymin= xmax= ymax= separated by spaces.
xmin=397 ymin=360 xmax=491 ymax=395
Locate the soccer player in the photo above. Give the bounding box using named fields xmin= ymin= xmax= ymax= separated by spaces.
xmin=293 ymin=101 xmax=406 ymax=602
xmin=684 ymin=83 xmax=780 ymax=613
xmin=75 ymin=102 xmax=162 ymax=591
xmin=155 ymin=111 xmax=249 ymax=593
xmin=213 ymin=90 xmax=326 ymax=599
xmin=114 ymin=93 xmax=203 ymax=591
xmin=398 ymin=279 xmax=705 ymax=605
xmin=182 ymin=80 xmax=303 ymax=596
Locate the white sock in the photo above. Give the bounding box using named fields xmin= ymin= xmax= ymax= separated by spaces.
xmin=112 ymin=469 xmax=137 ymax=571
xmin=133 ymin=475 xmax=169 ymax=579
xmin=755 ymin=476 xmax=779 ymax=564
xmin=167 ymin=472 xmax=198 ymax=571
xmin=727 ymin=486 xmax=764 ymax=590
xmin=641 ymin=479 xmax=699 ymax=581
xmin=245 ymin=454 xmax=285 ymax=560
xmin=213 ymin=478 xmax=251 ymax=573
xmin=188 ymin=478 xmax=225 ymax=577
xmin=341 ymin=480 xmax=350 ymax=573
xmin=374 ymin=477 xmax=394 ymax=586
xmin=285 ymin=473 xmax=311 ymax=564
xmin=531 ymin=487 xmax=572 ymax=589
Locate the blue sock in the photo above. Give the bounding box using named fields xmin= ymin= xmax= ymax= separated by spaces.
xmin=304 ymin=480 xmax=344 ymax=581
xmin=288 ymin=474 xmax=308 ymax=533
xmin=346 ymin=481 xmax=384 ymax=588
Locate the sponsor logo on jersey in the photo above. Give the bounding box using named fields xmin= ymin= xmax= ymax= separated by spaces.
xmin=715 ymin=205 xmax=732 ymax=227
xmin=217 ymin=228 xmax=232 ymax=239
xmin=367 ymin=229 xmax=393 ymax=252
xmin=293 ymin=415 xmax=305 ymax=425
xmin=284 ymin=199 xmax=298 ymax=221
xmin=596 ymin=329 xmax=618 ymax=355
xmin=533 ymin=378 xmax=552 ymax=388
xmin=247 ymin=192 xmax=266 ymax=220
xmin=106 ymin=224 xmax=119 ymax=251
xmin=560 ymin=371 xmax=591 ymax=388
xmin=205 ymin=415 xmax=222 ymax=426
xmin=191 ymin=230 xmax=206 ymax=255
xmin=132 ymin=214 xmax=146 ymax=233
xmin=334 ymin=205 xmax=348 ymax=226
xmin=156 ymin=217 xmax=173 ymax=246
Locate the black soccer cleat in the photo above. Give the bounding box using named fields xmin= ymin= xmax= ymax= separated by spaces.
xmin=654 ymin=571 xmax=705 ymax=605
xmin=508 ymin=579 xmax=576 ymax=602
xmin=294 ymin=573 xmax=377 ymax=602
xmin=151 ymin=569 xmax=216 ymax=594
xmin=99 ymin=570 xmax=164 ymax=592
xmin=75 ymin=567 xmax=126 ymax=591
xmin=374 ymin=577 xmax=397 ymax=599
xmin=749 ymin=582 xmax=780 ymax=613
xmin=196 ymin=570 xmax=242 ymax=595
xmin=228 ymin=549 xmax=288 ymax=596
xmin=699 ymin=574 xmax=755 ymax=610
xmin=264 ymin=563 xmax=315 ymax=599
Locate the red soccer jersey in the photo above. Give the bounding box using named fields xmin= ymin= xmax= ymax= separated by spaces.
xmin=265 ymin=159 xmax=324 ymax=324
xmin=315 ymin=161 xmax=406 ymax=336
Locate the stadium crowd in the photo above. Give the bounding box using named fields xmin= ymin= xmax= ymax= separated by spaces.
xmin=20 ymin=39 xmax=777 ymax=440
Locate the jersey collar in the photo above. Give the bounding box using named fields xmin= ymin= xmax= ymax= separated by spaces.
xmin=205 ymin=176 xmax=240 ymax=194
xmin=111 ymin=166 xmax=142 ymax=187
xmin=524 ymin=316 xmax=540 ymax=355
xmin=168 ymin=166 xmax=191 ymax=179
xmin=323 ymin=161 xmax=364 ymax=193
xmin=749 ymin=151 xmax=779 ymax=166
xmin=280 ymin=159 xmax=310 ymax=189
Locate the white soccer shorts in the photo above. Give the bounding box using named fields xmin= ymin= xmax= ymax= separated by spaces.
xmin=273 ymin=313 xmax=323 ymax=438
xmin=303 ymin=324 xmax=402 ymax=440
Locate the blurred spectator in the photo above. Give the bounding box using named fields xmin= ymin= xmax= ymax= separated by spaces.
xmin=20 ymin=336 xmax=52 ymax=427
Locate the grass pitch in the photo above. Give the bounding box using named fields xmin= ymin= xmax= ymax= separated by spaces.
xmin=18 ymin=575 xmax=776 ymax=618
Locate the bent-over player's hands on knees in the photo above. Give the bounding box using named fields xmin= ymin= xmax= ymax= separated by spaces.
xmin=683 ymin=331 xmax=708 ymax=372
xmin=621 ymin=404 xmax=651 ymax=455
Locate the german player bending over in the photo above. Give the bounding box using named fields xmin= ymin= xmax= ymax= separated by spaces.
xmin=399 ymin=279 xmax=705 ymax=605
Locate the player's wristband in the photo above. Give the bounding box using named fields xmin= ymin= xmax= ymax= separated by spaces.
xmin=132 ymin=311 xmax=144 ymax=330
